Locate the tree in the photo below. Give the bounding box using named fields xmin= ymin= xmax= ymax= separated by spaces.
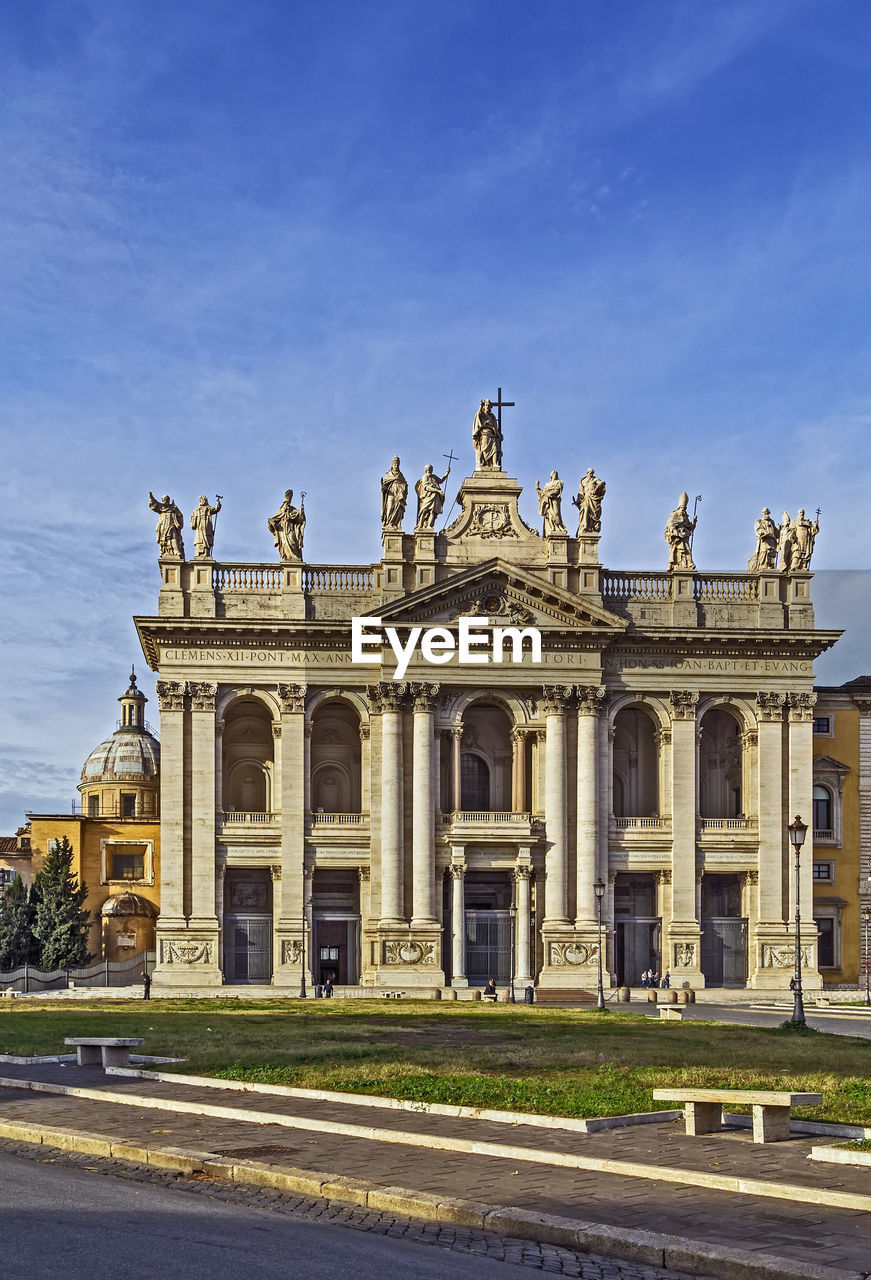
xmin=0 ymin=875 xmax=38 ymax=970
xmin=32 ymin=836 xmax=92 ymax=970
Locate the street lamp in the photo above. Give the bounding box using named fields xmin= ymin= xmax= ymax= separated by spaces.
xmin=300 ymin=876 xmax=312 ymax=999
xmin=509 ymin=902 xmax=517 ymax=1004
xmin=788 ymin=815 xmax=808 ymax=1026
xmin=594 ymin=878 xmax=606 ymax=1011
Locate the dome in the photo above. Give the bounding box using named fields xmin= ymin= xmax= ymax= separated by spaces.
xmin=101 ymin=892 xmax=158 ymax=918
xmin=81 ymin=730 xmax=160 ymax=782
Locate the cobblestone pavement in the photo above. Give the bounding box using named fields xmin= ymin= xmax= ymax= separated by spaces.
xmin=0 ymin=1135 xmax=709 ymax=1280
xmin=1 ymin=1064 xmax=870 ymax=1273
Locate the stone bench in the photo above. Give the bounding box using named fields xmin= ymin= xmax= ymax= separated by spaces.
xmin=658 ymin=1006 xmax=683 ymax=1020
xmin=652 ymin=1087 xmax=822 ymax=1143
xmin=65 ymin=1037 xmax=144 ymax=1069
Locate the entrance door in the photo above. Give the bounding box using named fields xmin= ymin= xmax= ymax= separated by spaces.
xmin=223 ymin=916 xmax=273 ymax=983
xmin=465 ymin=910 xmax=511 ymax=984
xmin=701 ymin=918 xmax=748 ymax=986
xmin=615 ymin=919 xmax=661 ymax=986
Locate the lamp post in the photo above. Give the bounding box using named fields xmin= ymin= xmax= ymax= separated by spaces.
xmin=594 ymin=877 xmax=606 ymax=1011
xmin=788 ymin=815 xmax=808 ymax=1026
xmin=509 ymin=902 xmax=517 ymax=1004
xmin=299 ymin=875 xmax=312 ymax=999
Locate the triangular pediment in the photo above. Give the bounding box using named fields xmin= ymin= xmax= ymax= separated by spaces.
xmin=813 ymin=754 xmax=850 ymax=776
xmin=377 ymin=559 xmax=628 ymax=632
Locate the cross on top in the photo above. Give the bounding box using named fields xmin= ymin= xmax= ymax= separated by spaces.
xmin=491 ymin=387 xmax=515 ymax=433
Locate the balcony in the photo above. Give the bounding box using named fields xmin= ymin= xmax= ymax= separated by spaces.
xmin=613 ymin=817 xmax=665 ymax=831
xmin=217 ymin=810 xmax=280 ymax=836
xmin=813 ymin=828 xmax=835 ymax=843
xmin=698 ymin=818 xmax=753 ymax=832
xmin=306 ymin=811 xmax=370 ymax=842
xmin=310 ymin=812 xmax=368 ymax=826
xmin=440 ymin=810 xmax=540 ymax=839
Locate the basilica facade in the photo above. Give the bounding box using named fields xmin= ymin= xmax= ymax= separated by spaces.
xmin=136 ymin=407 xmax=839 ymax=993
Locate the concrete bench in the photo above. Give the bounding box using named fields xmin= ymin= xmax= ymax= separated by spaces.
xmin=652 ymin=1087 xmax=822 ymax=1143
xmin=658 ymin=1006 xmax=683 ymax=1020
xmin=65 ymin=1037 xmax=144 ymax=1069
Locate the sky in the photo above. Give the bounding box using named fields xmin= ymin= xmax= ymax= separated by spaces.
xmin=2 ymin=0 xmax=871 ymax=831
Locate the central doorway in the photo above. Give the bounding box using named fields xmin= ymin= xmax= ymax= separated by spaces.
xmin=223 ymin=869 xmax=273 ymax=984
xmin=613 ymin=873 xmax=661 ymax=986
xmin=462 ymin=869 xmax=513 ymax=985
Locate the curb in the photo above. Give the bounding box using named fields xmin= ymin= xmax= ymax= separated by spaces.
xmin=0 ymin=1115 xmax=862 ymax=1280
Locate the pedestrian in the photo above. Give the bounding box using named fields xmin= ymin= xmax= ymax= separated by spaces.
xmin=646 ymin=968 xmax=655 ymax=988
xmin=483 ymin=977 xmax=498 ymax=1001
xmin=641 ymin=970 xmax=648 ymax=988
xmin=323 ymin=975 xmax=334 ymax=997
xmin=140 ymin=969 xmax=151 ymax=1001
xmin=661 ymin=970 xmax=671 ymax=989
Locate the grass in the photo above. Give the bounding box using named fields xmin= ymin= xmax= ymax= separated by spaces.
xmin=2 ymin=998 xmax=870 ymax=1125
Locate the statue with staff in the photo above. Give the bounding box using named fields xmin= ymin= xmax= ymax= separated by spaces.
xmin=190 ymin=494 xmax=222 ymax=558
xmin=268 ymin=489 xmax=306 ymax=560
xmin=573 ymin=468 xmax=606 ymax=534
xmin=789 ymin=508 xmax=820 ymax=570
xmin=664 ymin=491 xmax=698 ymax=570
xmin=415 ymin=461 xmax=452 ymax=530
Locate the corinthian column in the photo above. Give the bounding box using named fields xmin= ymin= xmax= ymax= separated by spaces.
xmin=189 ymin=682 xmax=219 ymax=928
xmin=274 ymin=683 xmax=306 ymax=988
xmin=543 ymin=685 xmax=572 ymax=925
xmin=789 ymin=691 xmax=819 ymax=984
xmin=377 ymin=682 xmax=406 ymax=925
xmin=411 ymin=683 xmax=439 ymax=925
xmin=514 ymin=863 xmax=533 ymax=984
xmin=155 ymin=681 xmax=186 ymax=924
xmin=667 ymin=690 xmax=703 ymax=984
xmin=575 ymin=685 xmax=604 ymax=925
xmin=450 ymin=859 xmax=467 ymax=986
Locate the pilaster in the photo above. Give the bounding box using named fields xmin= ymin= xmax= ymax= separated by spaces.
xmin=667 ymin=690 xmax=704 ymax=986
xmin=274 ymin=682 xmax=307 ymax=988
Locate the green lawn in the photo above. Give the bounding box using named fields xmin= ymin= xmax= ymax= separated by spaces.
xmin=2 ymin=998 xmax=870 ymax=1126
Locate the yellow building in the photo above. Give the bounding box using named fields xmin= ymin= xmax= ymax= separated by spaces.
xmin=24 ymin=671 xmax=161 ymax=963
xmin=812 ymin=677 xmax=870 ymax=987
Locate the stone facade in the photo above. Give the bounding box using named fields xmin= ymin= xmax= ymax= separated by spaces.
xmin=136 ymin=431 xmax=840 ymax=993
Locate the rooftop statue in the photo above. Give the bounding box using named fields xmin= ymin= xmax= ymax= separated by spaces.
xmin=789 ymin=508 xmax=820 ymax=570
xmin=573 ymin=467 xmax=606 ymax=534
xmin=415 ymin=463 xmax=451 ymax=530
xmin=190 ymin=494 xmax=222 ymax=559
xmin=777 ymin=511 xmax=792 ymax=572
xmin=747 ymin=508 xmax=778 ymax=572
xmin=148 ymin=492 xmax=185 ymax=559
xmin=472 ymin=398 xmax=502 ymax=470
xmin=268 ymin=489 xmax=306 ymax=561
xmin=664 ymin=491 xmax=697 ymax=571
xmin=381 ymin=456 xmax=408 ymax=530
xmin=536 ymin=470 xmax=566 ymax=536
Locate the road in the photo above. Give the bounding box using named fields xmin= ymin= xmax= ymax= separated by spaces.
xmin=662 ymin=1000 xmax=871 ymax=1039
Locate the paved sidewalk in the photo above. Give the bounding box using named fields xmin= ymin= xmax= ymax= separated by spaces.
xmin=0 ymin=1062 xmax=869 ymax=1276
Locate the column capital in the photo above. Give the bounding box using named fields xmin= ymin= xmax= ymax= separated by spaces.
xmin=156 ymin=680 xmax=186 ymax=712
xmin=654 ymin=727 xmax=672 ymax=747
xmin=510 ymin=727 xmax=528 ymax=745
xmin=742 ymin=728 xmax=759 ymax=747
xmin=271 ymin=722 xmax=282 ymax=739
xmin=669 ymin=690 xmax=698 ymax=720
xmin=788 ymin=691 xmax=817 ymax=722
xmin=542 ymin=684 xmax=573 ymax=715
xmin=367 ymin=681 xmax=407 ymax=712
xmin=278 ymin=682 xmax=306 ymax=713
xmin=270 ymin=864 xmax=282 ymax=882
xmin=359 ymin=724 xmax=371 ymax=741
xmin=358 ymin=864 xmax=371 ymax=883
xmin=189 ymin=682 xmax=217 ymax=713
xmin=450 ymin=864 xmax=465 ymax=881
xmin=514 ymin=864 xmax=532 ymax=881
xmin=756 ymin=690 xmax=786 ymax=721
xmin=657 ymin=869 xmax=672 ymax=885
xmin=742 ymin=869 xmax=759 ymax=886
xmin=575 ymin=684 xmax=607 ymax=715
xmin=409 ymin=682 xmax=440 ymax=712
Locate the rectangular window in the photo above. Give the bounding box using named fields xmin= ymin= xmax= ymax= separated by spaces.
xmin=812 ymin=862 xmax=835 ymax=882
xmin=121 ymin=794 xmax=136 ymax=818
xmin=319 ymin=946 xmax=339 ymax=961
xmin=813 ymin=715 xmax=833 ymax=736
xmin=88 ymin=795 xmax=100 ymax=817
xmin=816 ymin=917 xmax=836 ymax=968
xmin=0 ymin=869 xmax=15 ymax=888
xmin=109 ymin=849 xmax=145 ymax=881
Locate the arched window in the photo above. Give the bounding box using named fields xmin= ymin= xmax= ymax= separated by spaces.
xmin=813 ymin=785 xmax=832 ymax=834
xmin=461 ymin=753 xmax=490 ymax=810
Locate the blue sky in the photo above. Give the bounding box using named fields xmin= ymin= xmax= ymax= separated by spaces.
xmin=2 ymin=0 xmax=871 ymax=830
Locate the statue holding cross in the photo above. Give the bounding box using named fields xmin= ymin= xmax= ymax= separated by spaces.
xmin=472 ymin=388 xmax=514 ymax=470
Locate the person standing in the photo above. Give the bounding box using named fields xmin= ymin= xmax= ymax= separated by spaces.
xmin=140 ymin=969 xmax=151 ymax=1001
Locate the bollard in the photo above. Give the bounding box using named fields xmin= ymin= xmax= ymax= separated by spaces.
xmin=524 ymin=985 xmax=534 ymax=1004
xmin=678 ymin=989 xmax=690 ymax=1004
xmin=667 ymin=989 xmax=679 ymax=1004
xmin=647 ymin=988 xmax=658 ymax=1003
xmin=617 ymin=986 xmax=631 ymax=1002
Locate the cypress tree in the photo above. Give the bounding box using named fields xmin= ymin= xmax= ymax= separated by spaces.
xmin=0 ymin=875 xmax=38 ymax=970
xmin=32 ymin=836 xmax=92 ymax=971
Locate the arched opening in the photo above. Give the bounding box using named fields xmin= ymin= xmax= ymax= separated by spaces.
xmin=310 ymin=701 xmax=362 ymax=814
xmin=813 ymin=784 xmax=833 ymax=836
xmin=222 ymin=698 xmax=274 ymax=814
xmin=612 ymin=707 xmax=659 ymax=817
xmin=698 ymin=708 xmax=743 ymax=819
xmin=457 ymin=702 xmax=513 ymax=811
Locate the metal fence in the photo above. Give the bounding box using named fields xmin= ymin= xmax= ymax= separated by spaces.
xmin=0 ymin=951 xmax=155 ymax=993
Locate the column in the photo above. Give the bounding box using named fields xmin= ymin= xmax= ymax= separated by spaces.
xmin=214 ymin=719 xmax=224 ymax=814
xmin=543 ymin=685 xmax=572 ymax=925
xmin=379 ymin=682 xmax=406 ymax=925
xmin=360 ymin=723 xmax=371 ymax=814
xmin=450 ymin=856 xmax=467 ymax=986
xmin=189 ymin=682 xmax=219 ymax=927
xmin=412 ymin=683 xmax=439 ymax=925
xmin=155 ymin=681 xmax=186 ymax=925
xmin=667 ymin=690 xmax=703 ymax=983
xmin=511 ymin=729 xmax=528 ymax=812
xmin=514 ymin=863 xmax=533 ymax=984
xmin=575 ymin=686 xmax=602 ymax=925
xmin=756 ymin=693 xmax=786 ymax=923
xmin=789 ymin=691 xmax=818 ymax=984
xmin=275 ymin=683 xmax=306 ymax=987
xmin=451 ymin=727 xmax=462 ymax=812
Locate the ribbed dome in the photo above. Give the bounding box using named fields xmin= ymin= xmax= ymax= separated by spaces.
xmin=101 ymin=892 xmax=158 ymax=918
xmin=81 ymin=729 xmax=160 ymax=782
